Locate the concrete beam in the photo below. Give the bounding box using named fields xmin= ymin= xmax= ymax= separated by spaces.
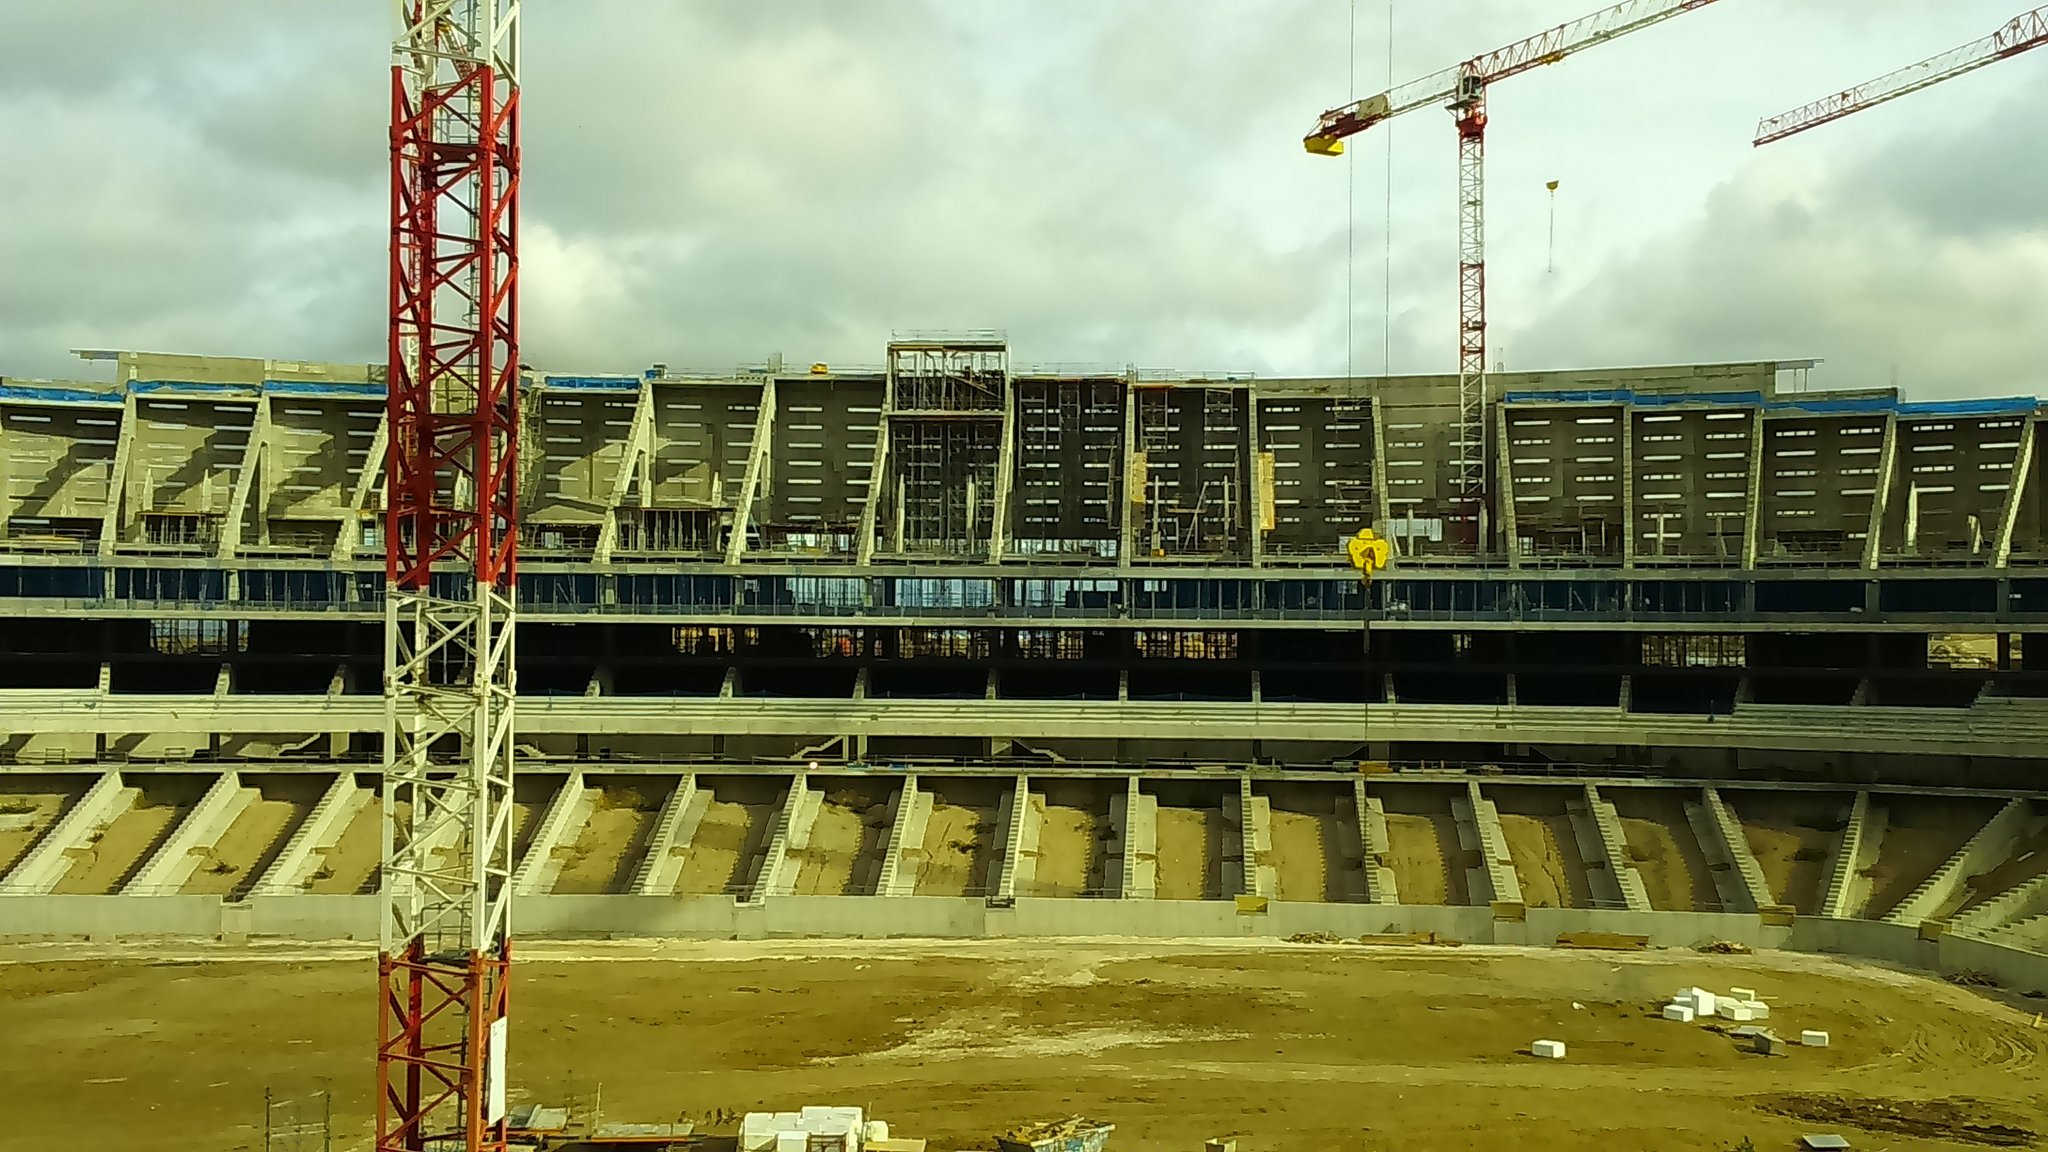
xmin=1863 ymin=412 xmax=1898 ymax=570
xmin=1458 ymin=781 xmax=1522 ymax=910
xmin=724 ymin=378 xmax=775 ymax=565
xmin=215 ymin=397 xmax=271 ymax=560
xmin=511 ymin=772 xmax=592 ymax=897
xmin=631 ymin=774 xmax=701 ymax=896
xmin=748 ymin=772 xmax=814 ymax=902
xmin=1817 ymin=791 xmax=1872 ymax=919
xmin=331 ymin=411 xmax=387 ymax=563
xmin=1698 ymin=786 xmax=1778 ymax=914
xmin=873 ymin=774 xmax=926 ymax=897
xmin=1577 ymin=784 xmax=1651 ymax=913
xmin=1 ymin=771 xmax=133 ymax=894
xmin=123 ymin=771 xmax=255 ymax=895
xmin=1994 ymin=414 xmax=2037 ymax=569
xmin=1356 ymin=779 xmax=1399 ymax=904
xmin=1109 ymin=775 xmax=1157 ymax=899
xmin=594 ymin=382 xmax=656 ymax=564
xmin=250 ymin=773 xmax=369 ymax=896
xmin=97 ymin=391 xmax=138 ymax=556
xmin=1741 ymin=409 xmax=1765 ymax=569
xmin=1886 ymin=798 xmax=2036 ymax=926
xmin=988 ymin=385 xmax=1016 ymax=563
xmin=989 ymin=774 xmax=1035 ymax=902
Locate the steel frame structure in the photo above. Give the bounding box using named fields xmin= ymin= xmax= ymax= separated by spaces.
xmin=379 ymin=3 xmax=522 ymax=1152
xmin=1304 ymin=0 xmax=1723 ymax=551
xmin=1754 ymin=6 xmax=2048 ymax=146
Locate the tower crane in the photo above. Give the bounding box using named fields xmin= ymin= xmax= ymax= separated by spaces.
xmin=379 ymin=3 xmax=522 ymax=1152
xmin=1754 ymin=6 xmax=2048 ymax=146
xmin=1305 ymin=0 xmax=1724 ymax=552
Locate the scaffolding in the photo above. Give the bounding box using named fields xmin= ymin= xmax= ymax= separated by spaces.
xmin=882 ymin=336 xmax=1010 ymax=556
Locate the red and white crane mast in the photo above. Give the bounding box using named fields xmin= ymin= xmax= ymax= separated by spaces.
xmin=378 ymin=2 xmax=522 ymax=1151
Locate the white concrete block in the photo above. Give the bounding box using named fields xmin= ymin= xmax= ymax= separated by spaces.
xmin=775 ymin=1132 xmax=807 ymax=1152
xmin=741 ymin=1113 xmax=802 ymax=1152
xmin=864 ymin=1120 xmax=891 ymax=1143
xmin=1722 ymin=1003 xmax=1756 ymax=1023
xmin=1663 ymin=1003 xmax=1697 ymax=1023
xmin=1729 ymin=986 xmax=1757 ymax=1001
xmin=1531 ymin=1039 xmax=1566 ymax=1059
xmin=1800 ymin=1030 xmax=1830 ymax=1048
xmin=1741 ymin=999 xmax=1771 ymax=1020
xmin=1690 ymin=988 xmax=1718 ymax=1017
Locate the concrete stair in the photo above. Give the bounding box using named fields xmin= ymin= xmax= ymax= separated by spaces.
xmin=1459 ymin=782 xmax=1523 ymax=910
xmin=989 ymin=775 xmax=1034 ymax=903
xmin=251 ymin=773 xmax=370 ymax=896
xmin=1817 ymin=792 xmax=1874 ymax=919
xmin=874 ymin=774 xmax=927 ymax=897
xmin=630 ymin=775 xmax=700 ymax=896
xmin=1699 ymin=786 xmax=1776 ymax=913
xmin=1576 ymin=784 xmax=1651 ymax=912
xmin=752 ymin=773 xmax=821 ymax=901
xmin=1355 ymin=779 xmax=1400 ymax=905
xmin=1108 ymin=776 xmax=1156 ymax=899
xmin=125 ymin=772 xmax=256 ymax=895
xmin=1952 ymin=867 xmax=2048 ymax=935
xmin=1886 ymin=798 xmax=2035 ymax=926
xmin=3 ymin=771 xmax=134 ymax=895
xmin=511 ymin=772 xmax=593 ymax=897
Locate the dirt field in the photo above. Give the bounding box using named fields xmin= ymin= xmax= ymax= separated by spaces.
xmin=1727 ymin=789 xmax=1853 ymax=914
xmin=913 ymin=780 xmax=1004 ymax=897
xmin=674 ymin=776 xmax=783 ymax=897
xmin=4 ymin=939 xmax=2044 ymax=1152
xmin=1378 ymin=786 xmax=1468 ymax=906
xmin=1489 ymin=788 xmax=1593 ymax=909
xmin=1262 ymin=782 xmax=1357 ymax=904
xmin=1863 ymin=794 xmax=2005 ymax=919
xmin=1608 ymin=788 xmax=1719 ymax=912
xmin=551 ymin=779 xmax=669 ymax=895
xmin=1027 ymin=779 xmax=1112 ymax=897
xmin=180 ymin=775 xmax=326 ymax=897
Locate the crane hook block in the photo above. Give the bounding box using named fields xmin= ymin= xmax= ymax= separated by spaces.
xmin=1348 ymin=528 xmax=1390 ymax=578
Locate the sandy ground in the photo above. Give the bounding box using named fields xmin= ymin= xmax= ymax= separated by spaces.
xmin=674 ymin=778 xmax=783 ymax=897
xmin=1496 ymin=813 xmax=1590 ymax=909
xmin=1609 ymin=789 xmax=1720 ymax=913
xmin=179 ymin=775 xmax=327 ymax=897
xmin=1862 ymin=794 xmax=2005 ymax=919
xmin=914 ymin=798 xmax=999 ymax=897
xmin=789 ymin=785 xmax=891 ymax=897
xmin=1727 ymin=790 xmax=1853 ymax=914
xmin=551 ymin=781 xmax=669 ymax=895
xmin=1152 ymin=805 xmax=1225 ymax=901
xmin=53 ymin=776 xmax=213 ymax=894
xmin=1380 ymin=812 xmax=1467 ymax=906
xmin=1025 ymin=788 xmax=1107 ymax=897
xmin=4 ymin=939 xmax=2044 ymax=1152
xmin=1266 ymin=808 xmax=1335 ymax=902
xmin=0 ymin=777 xmax=85 ymax=877
xmin=304 ymin=797 xmax=380 ymax=895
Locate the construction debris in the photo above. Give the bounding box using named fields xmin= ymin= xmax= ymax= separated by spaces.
xmin=1555 ymin=931 xmax=1649 ymax=951
xmin=1697 ymin=940 xmax=1753 ymax=955
xmin=1762 ymin=1094 xmax=2036 ymax=1147
xmin=996 ymin=1117 xmax=1116 ymax=1152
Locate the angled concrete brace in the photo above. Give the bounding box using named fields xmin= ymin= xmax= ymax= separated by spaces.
xmin=1356 ymin=779 xmax=1399 ymax=905
xmin=873 ymin=774 xmax=924 ymax=897
xmin=215 ymin=396 xmax=272 ymax=560
xmin=630 ymin=774 xmax=701 ymax=896
xmin=724 ymin=378 xmax=776 ymax=565
xmin=594 ymin=382 xmax=657 ymax=564
xmin=2 ymin=771 xmax=133 ymax=893
xmin=1817 ymin=791 xmax=1871 ymax=919
xmin=124 ymin=771 xmax=254 ymax=894
xmin=748 ymin=772 xmax=812 ymax=902
xmin=855 ymin=395 xmax=892 ymax=566
xmin=1700 ymin=786 xmax=1776 ymax=913
xmin=1994 ymin=413 xmax=2038 ymax=569
xmin=988 ymin=383 xmax=1017 ymax=563
xmin=1497 ymin=404 xmax=1520 ymax=567
xmin=1886 ymin=798 xmax=2035 ymax=925
xmin=98 ymin=391 xmax=139 ymax=556
xmin=511 ymin=772 xmax=591 ymax=896
xmin=251 ymin=773 xmax=369 ymax=896
xmin=1863 ymin=412 xmax=1899 ymax=569
xmin=1742 ymin=409 xmax=1766 ymax=569
xmin=331 ymin=411 xmax=388 ymax=563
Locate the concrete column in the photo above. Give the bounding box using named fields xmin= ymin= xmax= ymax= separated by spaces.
xmin=1247 ymin=385 xmax=1265 ymax=569
xmin=724 ymin=378 xmax=776 ymax=565
xmin=215 ymin=395 xmax=272 ymax=560
xmin=751 ymin=773 xmax=818 ymax=901
xmin=990 ymin=774 xmax=1035 ymax=902
xmin=1695 ymin=786 xmax=1776 ymax=913
xmin=1457 ymin=781 xmax=1523 ymax=911
xmin=988 ymin=380 xmax=1016 ymax=563
xmin=511 ymin=773 xmax=593 ymax=896
xmin=331 ymin=411 xmax=388 ymax=562
xmin=1621 ymin=407 xmax=1637 ymax=568
xmin=631 ymin=774 xmax=702 ymax=896
xmin=1885 ymin=798 xmax=2036 ymax=925
xmin=1863 ymin=412 xmax=1899 ymax=569
xmin=855 ymin=391 xmax=893 ymax=566
xmin=1994 ymin=414 xmax=2037 ymax=569
xmin=1742 ymin=408 xmax=1766 ymax=569
xmin=3 ymin=771 xmax=133 ymax=893
xmin=1355 ymin=779 xmax=1399 ymax=904
xmin=1818 ymin=791 xmax=1874 ymax=919
xmin=594 ymin=381 xmax=657 ymax=564
xmin=123 ymin=772 xmax=255 ymax=895
xmin=1369 ymin=394 xmax=1394 ymax=553
xmin=719 ymin=667 xmax=738 ymax=699
xmin=1117 ymin=375 xmax=1139 ymax=565
xmin=251 ymin=773 xmax=370 ymax=896
xmin=1575 ymin=784 xmax=1651 ymax=912
xmin=97 ymin=390 xmax=138 ymax=556
xmin=873 ymin=774 xmax=927 ymax=897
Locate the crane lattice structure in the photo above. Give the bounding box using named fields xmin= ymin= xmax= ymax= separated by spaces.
xmin=1754 ymin=6 xmax=2048 ymax=145
xmin=378 ymin=2 xmax=522 ymax=1152
xmin=1305 ymin=0 xmax=1724 ymax=552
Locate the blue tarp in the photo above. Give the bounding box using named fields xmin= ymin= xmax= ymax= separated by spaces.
xmin=541 ymin=375 xmax=642 ymax=391
xmin=1503 ymin=386 xmax=2037 ymax=418
xmin=0 ymin=383 xmax=125 ymax=407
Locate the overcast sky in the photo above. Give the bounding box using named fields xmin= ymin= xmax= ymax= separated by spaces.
xmin=1 ymin=2 xmax=2041 ymax=398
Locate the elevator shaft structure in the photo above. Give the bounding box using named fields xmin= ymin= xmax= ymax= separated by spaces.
xmin=1305 ymin=0 xmax=1724 ymax=551
xmin=378 ymin=3 xmax=522 ymax=1152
